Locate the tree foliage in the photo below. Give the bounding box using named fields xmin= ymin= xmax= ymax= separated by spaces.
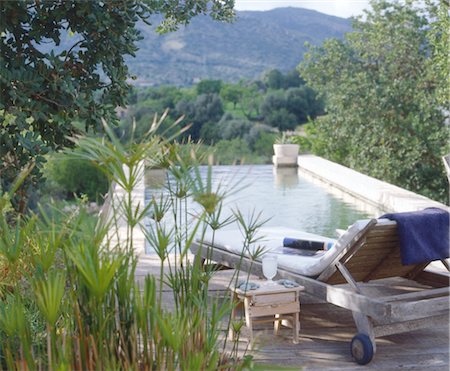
xmin=219 ymin=114 xmax=252 ymax=141
xmin=44 ymin=156 xmax=109 ymax=202
xmin=175 ymin=93 xmax=224 ymax=142
xmin=238 ymin=81 xmax=264 ymax=121
xmin=0 ymin=0 xmax=234 ymax=210
xmin=220 ymin=84 xmax=243 ymax=108
xmin=196 ymin=79 xmax=223 ymax=95
xmin=260 ymin=86 xmax=323 ymax=130
xmin=264 ymin=68 xmax=305 ymax=90
xmin=299 ymin=0 xmax=449 ymax=203
xmin=426 ymin=0 xmax=450 ymax=107
xmin=119 ymin=70 xmax=323 ymax=162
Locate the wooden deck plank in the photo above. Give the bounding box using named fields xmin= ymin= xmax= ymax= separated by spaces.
xmin=135 ymin=259 xmax=449 ymax=370
xmin=120 ymin=158 xmax=450 ymax=369
xmin=241 ymin=299 xmax=449 ymax=370
xmin=380 ymin=286 xmax=449 ymax=302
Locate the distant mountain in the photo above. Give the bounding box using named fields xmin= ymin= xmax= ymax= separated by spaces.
xmin=130 ymin=7 xmax=352 ymax=86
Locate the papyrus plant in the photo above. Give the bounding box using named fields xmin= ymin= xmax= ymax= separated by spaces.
xmin=0 ymin=112 xmax=262 ymax=370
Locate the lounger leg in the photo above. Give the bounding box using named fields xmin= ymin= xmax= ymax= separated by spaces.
xmin=229 ymin=291 xmax=237 ymax=341
xmin=293 ymin=312 xmax=299 ymax=344
xmin=244 ymin=297 xmax=254 ymax=343
xmin=352 ymin=312 xmax=376 ymax=354
xmin=274 ymin=314 xmax=281 ymax=335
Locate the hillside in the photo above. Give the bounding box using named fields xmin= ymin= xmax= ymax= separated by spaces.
xmin=130 ymin=7 xmax=352 ymax=86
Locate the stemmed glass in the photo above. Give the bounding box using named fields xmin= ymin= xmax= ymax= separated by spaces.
xmin=262 ymin=254 xmax=278 ymax=282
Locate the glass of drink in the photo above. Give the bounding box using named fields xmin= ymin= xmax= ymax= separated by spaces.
xmin=262 ymin=254 xmax=278 ymax=282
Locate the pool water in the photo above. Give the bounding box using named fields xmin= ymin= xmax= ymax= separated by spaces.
xmin=144 ymin=165 xmax=369 ymax=253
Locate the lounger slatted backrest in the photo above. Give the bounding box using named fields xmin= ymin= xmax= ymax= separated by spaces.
xmin=320 ymin=220 xmax=428 ymax=285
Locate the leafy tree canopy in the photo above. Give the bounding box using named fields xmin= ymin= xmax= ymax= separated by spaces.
xmin=299 ymin=0 xmax=449 ymax=203
xmin=0 ymin=0 xmax=234 ymax=210
xmin=196 ymin=79 xmax=222 ymax=95
xmin=175 ymin=93 xmax=224 ymax=142
xmin=218 ymin=113 xmax=252 ymax=140
xmin=264 ymin=68 xmax=305 ymax=90
xmin=260 ymin=86 xmax=323 ymax=130
xmin=426 ymin=0 xmax=449 ymax=107
xmin=220 ymin=83 xmax=243 ymax=108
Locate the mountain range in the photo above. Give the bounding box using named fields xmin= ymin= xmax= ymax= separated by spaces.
xmin=130 ymin=7 xmax=352 ymax=86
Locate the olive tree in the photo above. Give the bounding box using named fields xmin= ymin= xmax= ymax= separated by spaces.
xmin=299 ymin=0 xmax=449 ymax=203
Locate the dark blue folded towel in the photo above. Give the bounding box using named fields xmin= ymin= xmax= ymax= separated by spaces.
xmin=381 ymin=208 xmax=449 ymax=265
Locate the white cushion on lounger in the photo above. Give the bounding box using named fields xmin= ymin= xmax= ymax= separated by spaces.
xmin=202 ymin=220 xmax=372 ymax=277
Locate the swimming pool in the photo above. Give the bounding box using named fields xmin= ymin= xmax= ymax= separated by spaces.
xmin=144 ymin=165 xmax=369 ymax=253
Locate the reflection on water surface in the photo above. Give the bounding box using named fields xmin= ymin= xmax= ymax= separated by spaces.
xmin=144 ymin=165 xmax=369 ymax=253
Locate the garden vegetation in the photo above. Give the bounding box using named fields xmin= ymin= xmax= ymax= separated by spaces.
xmin=0 ymin=0 xmax=234 ymax=211
xmin=117 ymin=69 xmax=323 ymax=165
xmin=299 ymin=0 xmax=450 ymax=203
xmin=0 ymin=118 xmax=266 ymax=369
xmin=0 ymin=0 xmax=448 ymax=369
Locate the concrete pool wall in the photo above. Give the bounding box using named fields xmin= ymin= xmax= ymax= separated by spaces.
xmin=297 ymin=154 xmax=448 ymax=214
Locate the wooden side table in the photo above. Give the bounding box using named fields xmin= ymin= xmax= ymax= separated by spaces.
xmin=229 ymin=281 xmax=305 ymax=343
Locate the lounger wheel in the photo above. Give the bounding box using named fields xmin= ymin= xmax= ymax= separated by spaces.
xmin=350 ymin=333 xmax=374 ymax=365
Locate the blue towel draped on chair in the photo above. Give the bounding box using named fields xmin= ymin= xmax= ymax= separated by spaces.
xmin=381 ymin=208 xmax=449 ymax=265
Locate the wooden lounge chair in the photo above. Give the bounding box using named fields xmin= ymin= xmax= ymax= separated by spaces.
xmin=191 ymin=218 xmax=450 ymax=365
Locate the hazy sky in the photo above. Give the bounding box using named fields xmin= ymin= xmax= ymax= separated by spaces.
xmin=235 ymin=0 xmax=371 ymax=18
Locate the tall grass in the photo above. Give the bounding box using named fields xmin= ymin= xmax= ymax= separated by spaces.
xmin=0 ymin=114 xmax=265 ymax=370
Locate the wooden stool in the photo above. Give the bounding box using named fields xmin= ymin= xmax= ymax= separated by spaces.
xmin=229 ymin=280 xmax=304 ymax=343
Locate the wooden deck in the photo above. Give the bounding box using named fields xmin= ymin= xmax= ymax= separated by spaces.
xmin=135 ymin=256 xmax=449 ymax=370
xmin=122 ymin=161 xmax=450 ymax=369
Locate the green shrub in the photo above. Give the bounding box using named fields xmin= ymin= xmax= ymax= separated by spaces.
xmin=253 ymin=131 xmax=277 ymax=156
xmin=218 ymin=114 xmax=252 ymax=140
xmin=44 ymin=155 xmax=109 ymax=203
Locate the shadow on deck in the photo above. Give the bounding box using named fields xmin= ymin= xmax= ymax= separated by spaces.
xmin=135 ymin=257 xmax=449 ymax=370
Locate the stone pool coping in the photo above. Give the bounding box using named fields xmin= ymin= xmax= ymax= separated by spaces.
xmin=297 ymin=154 xmax=448 ymax=214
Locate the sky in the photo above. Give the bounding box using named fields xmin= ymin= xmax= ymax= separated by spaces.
xmin=234 ymin=0 xmax=371 ymax=18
